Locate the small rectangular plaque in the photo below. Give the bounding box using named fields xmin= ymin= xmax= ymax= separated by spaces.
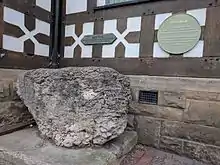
xmin=81 ymin=33 xmax=117 ymax=45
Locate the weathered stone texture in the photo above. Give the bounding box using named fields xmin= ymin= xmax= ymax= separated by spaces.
xmin=129 ymin=75 xmax=220 ymax=92
xmin=0 ymin=151 xmax=27 ymax=165
xmin=0 ymin=81 xmax=11 ymax=101
xmin=134 ymin=116 xmax=161 ymax=148
xmin=130 ymin=87 xmax=139 ymax=102
xmin=129 ymin=75 xmax=220 ymax=164
xmin=127 ymin=114 xmax=135 ymax=130
xmin=161 ymin=121 xmax=220 ymax=146
xmin=183 ymin=141 xmax=220 ymax=165
xmin=158 ymin=91 xmax=186 ymax=109
xmin=0 ymin=101 xmax=33 ymax=128
xmin=160 ymin=136 xmax=183 ymax=155
xmin=0 ymin=128 xmax=137 ymax=165
xmin=17 ymin=67 xmax=131 ymax=147
xmin=0 ymin=69 xmax=24 ymax=80
xmin=0 ymin=69 xmax=33 ymax=133
xmin=183 ymin=99 xmax=220 ymax=127
xmin=130 ymin=102 xmax=183 ymax=121
xmin=105 ymin=131 xmax=138 ymax=158
xmin=185 ymin=90 xmax=220 ymax=101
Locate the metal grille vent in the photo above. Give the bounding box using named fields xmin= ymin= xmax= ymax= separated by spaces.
xmin=138 ymin=90 xmax=158 ymax=105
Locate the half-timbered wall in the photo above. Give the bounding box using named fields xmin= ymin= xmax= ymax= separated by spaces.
xmin=0 ymin=0 xmax=52 ymax=69
xmin=61 ymin=0 xmax=220 ymax=78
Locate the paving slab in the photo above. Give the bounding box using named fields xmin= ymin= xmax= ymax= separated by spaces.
xmin=0 ymin=127 xmax=137 ymax=165
xmin=121 ymin=145 xmax=209 ymax=165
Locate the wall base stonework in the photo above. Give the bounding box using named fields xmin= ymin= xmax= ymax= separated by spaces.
xmin=129 ymin=75 xmax=220 ymax=165
xmin=1 ymin=69 xmax=220 ymax=164
xmin=0 ymin=69 xmax=34 ymax=135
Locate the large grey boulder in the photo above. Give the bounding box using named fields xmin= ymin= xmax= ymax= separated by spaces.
xmin=16 ymin=67 xmax=131 ymax=148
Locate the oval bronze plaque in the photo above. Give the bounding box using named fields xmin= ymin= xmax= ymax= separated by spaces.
xmin=157 ymin=14 xmax=201 ymax=54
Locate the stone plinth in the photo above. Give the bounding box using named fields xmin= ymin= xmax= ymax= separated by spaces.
xmin=0 ymin=128 xmax=137 ymax=165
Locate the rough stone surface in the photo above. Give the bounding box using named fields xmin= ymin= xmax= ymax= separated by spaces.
xmin=0 ymin=101 xmax=33 ymax=128
xmin=127 ymin=114 xmax=135 ymax=130
xmin=160 ymin=136 xmax=183 ymax=155
xmin=129 ymin=75 xmax=220 ymax=92
xmin=161 ymin=121 xmax=220 ymax=146
xmin=134 ymin=116 xmax=161 ymax=148
xmin=158 ymin=91 xmax=186 ymax=109
xmin=129 ymin=75 xmax=220 ymax=164
xmin=106 ymin=131 xmax=138 ymax=158
xmin=130 ymin=102 xmax=183 ymax=121
xmin=121 ymin=145 xmax=206 ymax=165
xmin=0 ymin=82 xmax=10 ymax=101
xmin=16 ymin=67 xmax=131 ymax=147
xmin=183 ymin=99 xmax=220 ymax=127
xmin=185 ymin=90 xmax=220 ymax=101
xmin=183 ymin=141 xmax=220 ymax=165
xmin=0 ymin=69 xmax=24 ymax=80
xmin=0 ymin=128 xmax=137 ymax=165
xmin=0 ymin=69 xmax=33 ymax=132
xmin=130 ymin=87 xmax=139 ymax=102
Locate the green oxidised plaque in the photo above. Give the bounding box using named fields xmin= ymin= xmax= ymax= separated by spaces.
xmin=81 ymin=33 xmax=117 ymax=45
xmin=157 ymin=14 xmax=201 ymax=54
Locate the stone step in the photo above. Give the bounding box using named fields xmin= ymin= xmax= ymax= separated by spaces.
xmin=0 ymin=128 xmax=138 ymax=165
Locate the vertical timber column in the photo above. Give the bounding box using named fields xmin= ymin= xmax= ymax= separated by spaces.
xmin=59 ymin=0 xmax=66 ymax=59
xmin=0 ymin=2 xmax=3 ymax=53
xmin=87 ymin=0 xmax=97 ymax=12
xmin=139 ymin=15 xmax=155 ymax=58
xmin=50 ymin=0 xmax=63 ymax=68
xmin=92 ymin=20 xmax=104 ymax=58
xmin=204 ymin=6 xmax=220 ymax=57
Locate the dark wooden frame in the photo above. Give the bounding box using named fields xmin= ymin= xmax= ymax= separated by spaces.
xmin=94 ymin=0 xmax=163 ymax=10
xmin=1 ymin=0 xmax=220 ymax=78
xmin=0 ymin=0 xmax=54 ymax=69
xmin=65 ymin=0 xmax=216 ymax=25
xmin=61 ymin=0 xmax=220 ymax=78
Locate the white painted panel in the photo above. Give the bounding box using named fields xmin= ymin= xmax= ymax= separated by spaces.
xmin=97 ymin=0 xmax=106 ymax=6
xmin=66 ymin=0 xmax=87 ymax=14
xmin=35 ymin=19 xmax=50 ymax=35
xmin=64 ymin=22 xmax=94 ymax=58
xmin=83 ymin=22 xmax=94 ymax=35
xmin=127 ymin=17 xmax=141 ymax=31
xmin=187 ymin=8 xmax=207 ymax=26
xmin=103 ymin=17 xmax=141 ymax=58
xmin=19 ymin=32 xmax=31 ymax=42
xmin=106 ymin=0 xmax=132 ymax=5
xmin=36 ymin=0 xmax=51 ymax=11
xmin=183 ymin=41 xmax=204 ymax=58
xmin=65 ymin=25 xmax=75 ymax=36
xmin=3 ymin=35 xmax=23 ymax=52
xmin=104 ymin=20 xmax=117 ymax=33
xmin=80 ymin=22 xmax=94 ymax=58
xmin=115 ymin=30 xmax=127 ymax=45
xmin=4 ymin=7 xmax=24 ymax=27
xmin=35 ymin=43 xmax=49 ymax=56
xmin=102 ymin=44 xmax=116 ymax=58
xmin=103 ymin=20 xmax=118 ymax=58
xmin=64 ymin=46 xmax=74 ymax=58
xmin=125 ymin=43 xmax=140 ymax=58
xmin=155 ymin=13 xmax=172 ymax=30
xmin=153 ymin=43 xmax=170 ymax=58
xmin=3 ymin=7 xmax=51 ymax=56
xmin=81 ymin=46 xmax=93 ymax=58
